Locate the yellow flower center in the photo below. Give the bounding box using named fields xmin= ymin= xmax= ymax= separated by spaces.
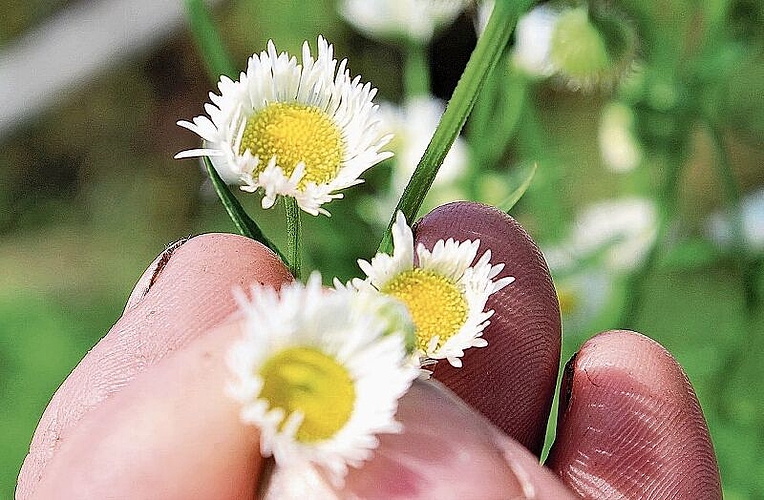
xmin=239 ymin=102 xmax=345 ymax=188
xmin=258 ymin=346 xmax=355 ymax=443
xmin=380 ymin=268 xmax=468 ymax=353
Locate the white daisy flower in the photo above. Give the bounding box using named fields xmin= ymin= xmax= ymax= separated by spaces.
xmin=355 ymin=212 xmax=514 ymax=368
xmin=227 ymin=273 xmax=418 ymax=485
xmin=340 ymin=0 xmax=469 ymax=44
xmin=543 ymin=197 xmax=658 ymax=273
xmin=175 ymin=36 xmax=392 ymax=216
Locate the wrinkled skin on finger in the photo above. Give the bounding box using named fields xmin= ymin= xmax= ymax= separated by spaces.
xmin=414 ymin=201 xmax=562 ymax=455
xmin=17 ymin=234 xmax=293 ymax=499
xmin=19 ymin=212 xmax=722 ymax=499
xmin=547 ymin=330 xmax=722 ymax=499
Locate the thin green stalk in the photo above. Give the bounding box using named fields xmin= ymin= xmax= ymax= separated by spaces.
xmin=285 ymin=197 xmax=302 ymax=280
xmin=377 ymin=0 xmax=535 ymax=253
xmin=706 ymin=120 xmax=761 ymax=420
xmin=403 ymin=40 xmax=430 ymax=97
xmin=619 ymin=156 xmax=683 ymax=327
xmin=203 ymin=157 xmax=285 ymax=262
xmin=708 ymin=122 xmax=758 ymax=311
xmin=184 ymin=0 xmax=236 ymax=81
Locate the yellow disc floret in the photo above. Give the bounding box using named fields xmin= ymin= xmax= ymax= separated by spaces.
xmin=380 ymin=268 xmax=468 ymax=352
xmin=259 ymin=346 xmax=355 ymax=443
xmin=240 ymin=103 xmax=345 ymax=188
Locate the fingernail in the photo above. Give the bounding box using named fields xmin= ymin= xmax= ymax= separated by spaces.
xmin=558 ymin=351 xmax=578 ymax=420
xmin=124 ymin=237 xmax=189 ymax=312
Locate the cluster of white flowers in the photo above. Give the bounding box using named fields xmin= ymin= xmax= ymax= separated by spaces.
xmin=544 ymin=197 xmax=657 ymax=332
xmin=226 ymin=212 xmax=512 ymax=485
xmin=177 ymin=36 xmax=513 ymax=486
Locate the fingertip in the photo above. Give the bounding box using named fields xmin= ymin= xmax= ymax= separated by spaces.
xmin=547 ymin=330 xmax=722 ymax=499
xmin=19 ymin=233 xmax=291 ymax=499
xmin=125 ymin=232 xmax=292 ymax=314
xmin=30 ymin=320 xmax=263 ymax=500
xmin=342 ymin=380 xmax=540 ymax=499
xmin=414 ymin=201 xmax=561 ymax=455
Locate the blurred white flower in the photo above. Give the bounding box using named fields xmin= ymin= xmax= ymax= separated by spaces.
xmin=599 ymin=101 xmax=642 ymax=172
xmin=707 ymin=187 xmax=764 ymax=251
xmin=361 ymin=95 xmax=468 ymax=225
xmin=385 ymin=96 xmax=468 ymax=190
xmin=340 ymin=0 xmax=469 ymax=44
xmin=572 ymin=197 xmax=658 ymax=271
xmin=544 ymin=197 xmax=658 ymax=273
xmin=554 ymin=269 xmax=614 ymax=334
xmin=511 ymin=5 xmax=559 ymax=78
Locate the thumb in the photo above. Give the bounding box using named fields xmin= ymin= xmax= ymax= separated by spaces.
xmin=18 ymin=233 xmax=292 ymax=499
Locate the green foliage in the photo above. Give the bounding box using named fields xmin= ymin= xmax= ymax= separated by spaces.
xmin=1 ymin=0 xmax=763 ymax=497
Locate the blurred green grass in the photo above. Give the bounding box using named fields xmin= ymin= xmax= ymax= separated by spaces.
xmin=1 ymin=0 xmax=763 ymax=498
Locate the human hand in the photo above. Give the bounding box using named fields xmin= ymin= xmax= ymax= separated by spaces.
xmin=17 ymin=202 xmax=721 ymax=499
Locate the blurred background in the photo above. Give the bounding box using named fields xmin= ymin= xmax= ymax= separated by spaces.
xmin=1 ymin=0 xmax=762 ymax=497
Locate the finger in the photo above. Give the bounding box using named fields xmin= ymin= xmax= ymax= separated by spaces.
xmin=31 ymin=321 xmax=574 ymax=500
xmin=30 ymin=320 xmax=262 ymax=500
xmin=546 ymin=330 xmax=722 ymax=499
xmin=413 ymin=201 xmax=562 ymax=455
xmin=18 ymin=233 xmax=292 ymax=499
xmin=342 ymin=380 xmax=577 ymax=500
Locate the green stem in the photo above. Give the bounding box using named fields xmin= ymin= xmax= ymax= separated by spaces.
xmin=377 ymin=0 xmax=535 ymax=253
xmin=705 ymin=121 xmax=761 ymax=420
xmin=203 ymin=157 xmax=286 ymax=262
xmin=403 ymin=41 xmax=430 ymax=97
xmin=183 ymin=0 xmax=236 ymax=81
xmin=619 ymin=155 xmax=683 ymax=327
xmin=285 ymin=197 xmax=302 ymax=280
xmin=707 ymin=123 xmax=756 ymax=307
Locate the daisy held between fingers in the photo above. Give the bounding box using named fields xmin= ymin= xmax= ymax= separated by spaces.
xmin=175 ymin=36 xmax=392 ymax=216
xmin=355 ymin=212 xmax=514 ymax=368
xmin=226 ymin=273 xmax=418 ymax=485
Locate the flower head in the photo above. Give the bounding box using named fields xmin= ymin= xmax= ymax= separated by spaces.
xmin=340 ymin=0 xmax=469 ymax=44
xmin=175 ymin=36 xmax=392 ymax=216
xmin=227 ymin=273 xmax=417 ymax=484
xmin=355 ymin=212 xmax=513 ymax=368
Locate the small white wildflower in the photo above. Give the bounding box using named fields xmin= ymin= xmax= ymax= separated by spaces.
xmin=354 ymin=212 xmax=514 ymax=368
xmin=227 ymin=273 xmax=418 ymax=484
xmin=175 ymin=36 xmax=391 ymax=216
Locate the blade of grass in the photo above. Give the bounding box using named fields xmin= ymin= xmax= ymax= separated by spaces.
xmin=184 ymin=0 xmax=236 ymax=81
xmin=203 ymin=157 xmax=286 ymax=262
xmin=499 ymin=162 xmax=537 ymax=212
xmin=377 ymin=0 xmax=535 ymax=253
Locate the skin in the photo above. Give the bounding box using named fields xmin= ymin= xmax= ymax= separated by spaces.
xmin=17 ymin=202 xmax=721 ymax=499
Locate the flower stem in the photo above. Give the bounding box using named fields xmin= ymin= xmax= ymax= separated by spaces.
xmin=378 ymin=0 xmax=534 ymax=253
xmin=708 ymin=122 xmax=755 ymax=307
xmin=403 ymin=40 xmax=430 ymax=97
xmin=284 ymin=197 xmax=302 ymax=279
xmin=619 ymin=155 xmax=683 ymax=327
xmin=183 ymin=0 xmax=236 ymax=80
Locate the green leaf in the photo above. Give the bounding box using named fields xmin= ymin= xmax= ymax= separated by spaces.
xmin=184 ymin=0 xmax=237 ymax=81
xmin=499 ymin=162 xmax=537 ymax=212
xmin=377 ymin=0 xmax=535 ymax=254
xmin=203 ymin=157 xmax=286 ymax=262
